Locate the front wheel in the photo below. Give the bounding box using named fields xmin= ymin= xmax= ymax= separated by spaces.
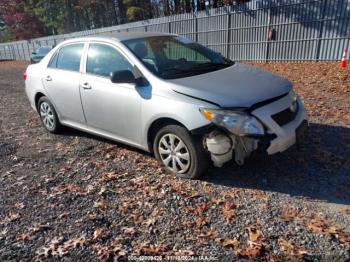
xmin=153 ymin=125 xmax=209 ymax=179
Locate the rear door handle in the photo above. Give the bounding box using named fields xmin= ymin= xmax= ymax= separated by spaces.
xmin=81 ymin=83 xmax=92 ymax=90
xmin=45 ymin=76 xmax=52 ymax=82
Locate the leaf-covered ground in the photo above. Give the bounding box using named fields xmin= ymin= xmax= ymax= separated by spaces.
xmin=0 ymin=61 xmax=349 ymax=261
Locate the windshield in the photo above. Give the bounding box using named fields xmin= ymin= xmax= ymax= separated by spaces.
xmin=123 ymin=36 xmax=234 ymax=79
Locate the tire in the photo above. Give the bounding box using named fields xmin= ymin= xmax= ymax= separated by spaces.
xmin=153 ymin=125 xmax=210 ymax=179
xmin=37 ymin=97 xmax=61 ymax=133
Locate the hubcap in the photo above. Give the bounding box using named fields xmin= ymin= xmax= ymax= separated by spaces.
xmin=40 ymin=102 xmax=55 ymax=130
xmin=158 ymin=134 xmax=190 ymax=174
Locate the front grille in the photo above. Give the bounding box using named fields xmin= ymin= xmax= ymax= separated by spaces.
xmin=271 ymin=103 xmax=298 ymax=126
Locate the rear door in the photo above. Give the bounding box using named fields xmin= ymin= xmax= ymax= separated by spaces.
xmin=42 ymin=43 xmax=86 ymax=125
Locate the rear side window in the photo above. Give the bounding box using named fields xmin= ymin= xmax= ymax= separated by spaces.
xmin=48 ymin=44 xmax=84 ymax=72
xmin=86 ymin=43 xmax=133 ymax=77
xmin=48 ymin=52 xmax=59 ymax=68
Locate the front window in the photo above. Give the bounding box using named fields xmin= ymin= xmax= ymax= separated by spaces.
xmin=123 ymin=36 xmax=234 ymax=80
xmin=86 ymin=43 xmax=133 ymax=78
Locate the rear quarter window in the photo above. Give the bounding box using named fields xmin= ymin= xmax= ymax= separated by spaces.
xmin=48 ymin=52 xmax=59 ymax=68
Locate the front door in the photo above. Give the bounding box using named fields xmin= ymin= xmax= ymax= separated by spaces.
xmin=79 ymin=43 xmax=141 ymax=144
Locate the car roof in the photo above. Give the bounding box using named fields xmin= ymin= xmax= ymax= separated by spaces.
xmin=101 ymin=32 xmax=173 ymax=41
xmin=61 ymin=32 xmax=174 ymax=45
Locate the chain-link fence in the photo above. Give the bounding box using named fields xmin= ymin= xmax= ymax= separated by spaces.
xmin=0 ymin=0 xmax=349 ymax=62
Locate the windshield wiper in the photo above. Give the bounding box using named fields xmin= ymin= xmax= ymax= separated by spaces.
xmin=188 ymin=62 xmax=231 ymax=72
xmin=161 ymin=68 xmax=192 ymax=78
xmin=162 ymin=68 xmax=189 ymax=73
xmin=160 ymin=62 xmax=234 ymax=79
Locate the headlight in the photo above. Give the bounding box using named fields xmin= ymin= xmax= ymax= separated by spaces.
xmin=200 ymin=108 xmax=265 ymax=136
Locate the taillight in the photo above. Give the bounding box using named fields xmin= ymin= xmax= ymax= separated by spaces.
xmin=22 ymin=71 xmax=27 ymax=81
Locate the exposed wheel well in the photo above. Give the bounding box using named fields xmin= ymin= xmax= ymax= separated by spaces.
xmin=34 ymin=92 xmax=45 ymax=111
xmin=147 ymin=118 xmax=186 ymax=153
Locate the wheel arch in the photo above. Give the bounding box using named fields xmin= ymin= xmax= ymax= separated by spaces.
xmin=34 ymin=92 xmax=46 ymax=111
xmin=147 ymin=117 xmax=187 ymax=153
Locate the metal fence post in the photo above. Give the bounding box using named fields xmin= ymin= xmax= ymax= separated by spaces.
xmin=11 ymin=45 xmax=15 ymax=60
xmin=27 ymin=42 xmax=31 ymax=61
xmin=195 ymin=15 xmax=198 ymax=43
xmin=168 ymin=16 xmax=172 ymax=33
xmin=265 ymin=8 xmax=272 ymax=62
xmin=14 ymin=45 xmax=17 ymax=60
xmin=24 ymin=42 xmax=28 ymax=60
xmin=17 ymin=44 xmax=21 ymax=60
xmin=226 ymin=12 xmax=232 ymax=59
xmin=314 ymin=0 xmax=327 ymax=61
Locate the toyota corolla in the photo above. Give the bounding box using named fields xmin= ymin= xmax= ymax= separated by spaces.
xmin=24 ymin=32 xmax=308 ymax=179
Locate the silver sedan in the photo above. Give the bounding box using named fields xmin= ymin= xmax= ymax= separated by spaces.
xmin=24 ymin=32 xmax=308 ymax=179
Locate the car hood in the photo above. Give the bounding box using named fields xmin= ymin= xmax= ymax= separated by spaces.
xmin=168 ymin=63 xmax=292 ymax=108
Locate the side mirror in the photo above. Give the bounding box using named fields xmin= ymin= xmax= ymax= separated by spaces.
xmin=110 ymin=70 xmax=136 ymax=84
xmin=32 ymin=52 xmax=36 ymax=55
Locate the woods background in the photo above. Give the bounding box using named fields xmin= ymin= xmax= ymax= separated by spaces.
xmin=0 ymin=0 xmax=249 ymax=42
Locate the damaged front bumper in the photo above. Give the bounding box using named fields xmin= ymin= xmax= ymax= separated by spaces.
xmin=204 ymin=130 xmax=272 ymax=167
xmin=200 ymin=96 xmax=309 ymax=167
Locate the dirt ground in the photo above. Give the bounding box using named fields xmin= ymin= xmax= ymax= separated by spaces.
xmin=0 ymin=61 xmax=349 ymax=261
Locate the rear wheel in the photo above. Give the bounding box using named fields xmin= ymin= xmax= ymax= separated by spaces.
xmin=38 ymin=97 xmax=61 ymax=133
xmin=153 ymin=125 xmax=209 ymax=179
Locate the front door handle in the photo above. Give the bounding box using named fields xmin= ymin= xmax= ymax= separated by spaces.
xmin=81 ymin=83 xmax=92 ymax=90
xmin=45 ymin=76 xmax=52 ymax=82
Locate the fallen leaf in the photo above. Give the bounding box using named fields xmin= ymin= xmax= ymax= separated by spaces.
xmin=14 ymin=202 xmax=25 ymax=209
xmin=143 ymin=218 xmax=156 ymax=227
xmin=16 ymin=232 xmax=31 ymax=241
xmin=222 ymin=201 xmax=236 ymax=223
xmin=93 ymin=199 xmax=108 ymax=210
xmin=93 ymin=228 xmax=107 ymax=240
xmin=222 ymin=238 xmax=239 ymax=248
xmin=122 ymin=227 xmax=136 ymax=235
xmin=174 ymin=249 xmax=195 ymax=255
xmin=64 ymin=235 xmax=86 ymax=249
xmin=195 ymin=216 xmax=209 ymax=227
xmin=135 ymin=243 xmax=167 ymax=255
xmin=247 ymin=226 xmax=263 ymax=242
xmin=200 ymin=228 xmax=217 ymax=239
xmin=2 ymin=213 xmax=21 ymax=224
xmin=278 ymin=239 xmax=294 ymax=253
xmin=0 ymin=228 xmax=8 ymax=238
xmin=236 ymin=246 xmax=262 ymax=259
